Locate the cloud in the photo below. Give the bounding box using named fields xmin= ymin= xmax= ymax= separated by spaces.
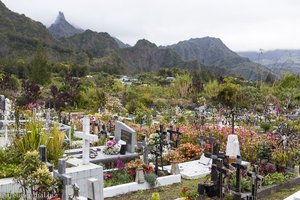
xmin=2 ymin=0 xmax=300 ymax=51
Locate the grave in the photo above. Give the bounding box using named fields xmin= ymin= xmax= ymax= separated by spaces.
xmin=284 ymin=190 xmax=300 ymax=200
xmin=114 ymin=121 xmax=136 ymax=153
xmin=163 ymin=154 xmax=212 ymax=179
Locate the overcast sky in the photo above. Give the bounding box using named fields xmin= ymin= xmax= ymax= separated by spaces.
xmin=2 ymin=0 xmax=300 ymax=51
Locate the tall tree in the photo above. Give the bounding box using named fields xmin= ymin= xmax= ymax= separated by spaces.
xmin=29 ymin=44 xmax=51 ymax=85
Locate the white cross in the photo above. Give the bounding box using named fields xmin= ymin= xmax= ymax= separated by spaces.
xmin=75 ymin=117 xmax=98 ymax=164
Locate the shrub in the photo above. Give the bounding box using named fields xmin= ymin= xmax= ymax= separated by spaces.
xmin=151 ymin=192 xmax=160 ymax=200
xmin=145 ymin=173 xmax=157 ymax=187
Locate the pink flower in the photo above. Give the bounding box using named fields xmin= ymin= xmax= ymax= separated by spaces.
xmin=106 ymin=140 xmax=116 ymax=147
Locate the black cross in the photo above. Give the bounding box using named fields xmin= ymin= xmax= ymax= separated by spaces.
xmin=231 ymin=155 xmax=247 ymax=193
xmin=247 ymin=165 xmax=263 ymax=200
xmin=213 ymin=158 xmax=229 ymax=200
xmin=167 ymin=127 xmax=182 ymax=148
xmin=156 ymin=124 xmax=167 ymax=171
xmin=205 ymin=142 xmax=223 ymax=183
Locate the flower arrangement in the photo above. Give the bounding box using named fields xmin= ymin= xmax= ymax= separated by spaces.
xmin=126 ymin=159 xmax=154 ymax=176
xmin=103 ymin=140 xmax=120 ymax=155
xmin=163 ymin=150 xmax=183 ymax=163
xmin=177 ymin=143 xmax=202 ymax=161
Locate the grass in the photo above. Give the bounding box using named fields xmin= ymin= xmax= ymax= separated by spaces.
xmin=105 ymin=177 xmax=206 ymax=200
xmin=104 ymin=177 xmax=300 ymax=200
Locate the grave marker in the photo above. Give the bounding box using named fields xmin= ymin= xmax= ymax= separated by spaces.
xmin=231 ymin=155 xmax=247 ymax=195
xmin=75 ymin=117 xmax=99 ymax=164
xmin=137 ymin=135 xmax=149 ymax=164
xmin=115 ymin=121 xmax=136 ymax=153
xmin=38 ymin=145 xmax=53 ymax=172
xmin=54 ymin=159 xmax=72 ymax=200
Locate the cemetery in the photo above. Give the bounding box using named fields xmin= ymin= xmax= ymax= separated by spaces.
xmin=0 ymin=82 xmax=300 ymax=200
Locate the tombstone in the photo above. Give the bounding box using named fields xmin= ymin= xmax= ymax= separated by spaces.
xmin=75 ymin=117 xmax=99 ymax=164
xmin=137 ymin=135 xmax=149 ymax=164
xmin=38 ymin=145 xmax=53 ymax=172
xmin=114 ymin=121 xmax=136 ymax=153
xmin=226 ymin=134 xmax=240 ymax=163
xmin=54 ymin=159 xmax=72 ymax=200
xmin=87 ymin=178 xmax=103 ymax=200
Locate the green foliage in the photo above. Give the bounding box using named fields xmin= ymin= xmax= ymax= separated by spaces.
xmin=257 ymin=141 xmax=272 ymax=160
xmin=0 ymin=192 xmax=21 ymax=200
xmin=14 ymin=118 xmax=47 ymax=155
xmin=263 ymin=172 xmax=291 ymax=186
xmin=217 ymin=80 xmax=240 ymax=108
xmin=14 ymin=151 xmax=58 ymax=198
xmin=144 ymin=173 xmax=157 ymax=187
xmin=179 ymin=187 xmax=199 ymax=200
xmin=28 ymin=44 xmax=51 ymax=85
xmin=170 ymin=73 xmax=192 ymax=98
xmin=151 ymin=192 xmax=160 ymax=200
xmin=46 ymin=125 xmax=65 ymax=165
xmin=104 ymin=170 xmax=133 ymax=187
xmin=260 ymin=122 xmax=271 ymax=133
xmin=229 ymin=175 xmax=251 ymax=192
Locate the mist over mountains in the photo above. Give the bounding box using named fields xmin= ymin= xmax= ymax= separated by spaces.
xmin=0 ymin=1 xmax=282 ymax=80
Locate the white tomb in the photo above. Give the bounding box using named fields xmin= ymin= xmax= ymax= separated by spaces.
xmin=284 ymin=190 xmax=300 ymax=200
xmin=164 ymin=154 xmax=212 ymax=179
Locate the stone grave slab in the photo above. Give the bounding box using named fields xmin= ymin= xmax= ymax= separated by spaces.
xmin=284 ymin=190 xmax=300 ymax=200
xmin=163 ymin=154 xmax=250 ymax=179
xmin=163 ymin=154 xmax=212 ymax=179
xmin=114 ymin=121 xmax=136 ymax=153
xmin=65 ymin=146 xmax=139 ymax=165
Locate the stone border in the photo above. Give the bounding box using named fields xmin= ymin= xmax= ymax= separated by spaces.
xmin=103 ymin=174 xmax=181 ymax=198
xmin=257 ymin=176 xmax=300 ymax=199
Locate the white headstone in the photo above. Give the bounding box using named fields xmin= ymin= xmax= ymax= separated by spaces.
xmin=75 ymin=117 xmax=98 ymax=164
xmin=114 ymin=121 xmax=136 ymax=153
xmin=225 ymin=134 xmax=240 ymax=158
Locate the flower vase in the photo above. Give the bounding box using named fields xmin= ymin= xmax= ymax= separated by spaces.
xmin=135 ymin=168 xmax=145 ymax=184
xmin=171 ymin=161 xmax=180 ymax=175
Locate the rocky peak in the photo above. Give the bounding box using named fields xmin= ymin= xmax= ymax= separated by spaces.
xmin=54 ymin=11 xmax=66 ymax=24
xmin=134 ymin=39 xmax=157 ymax=49
xmin=48 ymin=11 xmax=84 ymax=38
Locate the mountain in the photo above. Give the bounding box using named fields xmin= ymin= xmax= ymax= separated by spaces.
xmin=119 ymin=39 xmax=194 ymax=73
xmin=61 ymin=30 xmax=119 ymax=57
xmin=166 ymin=37 xmax=275 ymax=80
xmin=113 ymin=37 xmax=131 ymax=48
xmin=0 ymin=1 xmax=278 ymax=80
xmin=238 ymin=50 xmax=300 ymax=76
xmin=0 ymin=1 xmax=74 ymax=62
xmin=48 ymin=11 xmax=84 ymax=38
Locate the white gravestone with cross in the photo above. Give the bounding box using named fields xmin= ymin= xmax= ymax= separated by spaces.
xmin=75 ymin=117 xmax=98 ymax=164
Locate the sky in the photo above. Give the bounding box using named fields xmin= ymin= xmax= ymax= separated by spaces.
xmin=2 ymin=0 xmax=300 ymax=51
